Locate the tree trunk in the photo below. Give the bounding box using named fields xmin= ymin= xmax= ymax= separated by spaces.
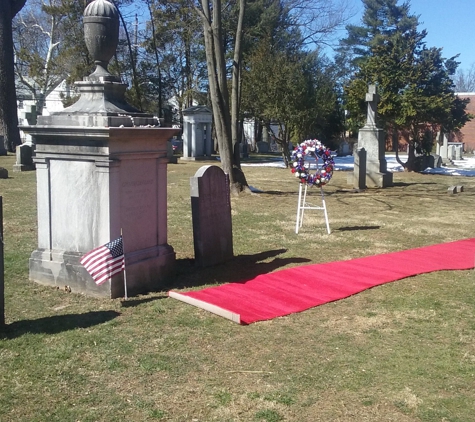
xmin=392 ymin=129 xmax=406 ymax=168
xmin=145 ymin=0 xmax=163 ymax=118
xmin=0 ymin=0 xmax=26 ymax=152
xmin=198 ymin=0 xmax=249 ymax=194
xmin=230 ymin=0 xmax=245 ymax=168
xmin=405 ymin=143 xmax=417 ymax=172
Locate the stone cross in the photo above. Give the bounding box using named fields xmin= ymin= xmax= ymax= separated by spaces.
xmin=365 ymin=84 xmax=379 ymax=127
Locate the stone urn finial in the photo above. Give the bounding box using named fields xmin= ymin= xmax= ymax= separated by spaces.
xmin=83 ymin=0 xmax=120 ymax=80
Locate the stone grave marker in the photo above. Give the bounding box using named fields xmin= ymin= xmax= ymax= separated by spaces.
xmin=0 ymin=136 xmax=6 ymax=156
xmin=256 ymin=141 xmax=269 ymax=153
xmin=191 ymin=165 xmax=233 ymax=267
xmin=354 ymin=147 xmax=367 ymax=190
xmin=13 ymin=143 xmax=35 ymax=172
xmin=353 ymin=84 xmax=393 ymax=188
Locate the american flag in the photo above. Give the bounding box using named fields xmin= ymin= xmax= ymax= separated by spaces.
xmin=80 ymin=237 xmax=125 ymax=285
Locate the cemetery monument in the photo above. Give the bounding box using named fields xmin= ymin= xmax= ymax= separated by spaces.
xmin=20 ymin=0 xmax=179 ymax=298
xmin=353 ymin=84 xmax=393 ymax=188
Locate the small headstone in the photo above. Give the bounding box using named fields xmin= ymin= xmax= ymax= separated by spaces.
xmin=167 ymin=140 xmax=177 ymax=164
xmin=0 ymin=136 xmax=6 ymax=156
xmin=256 ymin=141 xmax=269 ymax=153
xmin=431 ymin=154 xmax=442 ymax=168
xmin=339 ymin=141 xmax=351 ymax=156
xmin=191 ymin=165 xmax=233 ymax=267
xmin=0 ymin=168 xmax=8 ymax=179
xmin=448 ymin=186 xmax=456 ymax=194
xmin=13 ymin=143 xmax=35 ymax=172
xmin=348 ymin=147 xmax=367 ymax=190
xmin=240 ymin=143 xmax=249 ymax=158
xmin=448 ymin=145 xmax=455 ymax=160
xmin=456 ymin=185 xmax=464 ymax=193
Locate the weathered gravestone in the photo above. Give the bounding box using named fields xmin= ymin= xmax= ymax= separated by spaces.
xmin=13 ymin=143 xmax=35 ymax=172
xmin=347 ymin=147 xmax=366 ymax=190
xmin=0 ymin=168 xmax=8 ymax=179
xmin=353 ymin=84 xmax=393 ymax=188
xmin=191 ymin=166 xmax=233 ymax=267
xmin=256 ymin=141 xmax=269 ymax=153
xmin=0 ymin=136 xmax=6 ymax=156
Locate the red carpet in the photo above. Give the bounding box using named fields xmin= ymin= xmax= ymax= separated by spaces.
xmin=169 ymin=238 xmax=475 ymax=324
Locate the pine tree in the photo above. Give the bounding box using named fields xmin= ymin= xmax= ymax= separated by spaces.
xmin=341 ymin=0 xmax=471 ymax=170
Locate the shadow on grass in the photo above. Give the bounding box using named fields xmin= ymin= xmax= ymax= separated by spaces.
xmin=120 ymin=296 xmax=166 ymax=308
xmin=169 ymin=248 xmax=311 ymax=289
xmin=393 ymin=181 xmax=438 ymax=187
xmin=337 ymin=225 xmax=381 ymax=231
xmin=1 ymin=310 xmax=120 ymax=339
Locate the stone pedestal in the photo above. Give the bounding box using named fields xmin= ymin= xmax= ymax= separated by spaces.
xmin=26 ymin=126 xmax=178 ymax=298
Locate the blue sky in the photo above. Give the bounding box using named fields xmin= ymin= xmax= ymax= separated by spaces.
xmin=341 ymin=0 xmax=475 ymax=71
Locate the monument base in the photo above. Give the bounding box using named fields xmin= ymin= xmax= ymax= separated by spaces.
xmin=179 ymin=156 xmax=214 ymax=162
xmin=366 ymin=171 xmax=393 ymax=188
xmin=29 ymin=245 xmax=175 ymax=299
xmin=13 ymin=164 xmax=35 ymax=172
xmin=21 ymin=126 xmax=179 ymax=298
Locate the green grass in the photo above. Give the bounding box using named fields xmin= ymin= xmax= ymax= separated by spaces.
xmin=1 ymin=152 xmax=475 ymax=421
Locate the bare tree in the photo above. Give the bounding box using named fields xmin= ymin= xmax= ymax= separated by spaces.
xmin=0 ymin=0 xmax=27 ymax=152
xmin=453 ymin=63 xmax=475 ymax=93
xmin=13 ymin=0 xmax=65 ymax=116
xmin=285 ymin=0 xmax=355 ymax=46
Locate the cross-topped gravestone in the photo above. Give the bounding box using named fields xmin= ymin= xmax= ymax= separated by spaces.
xmin=365 ymin=84 xmax=379 ymax=128
xmin=349 ymin=83 xmax=393 ymax=188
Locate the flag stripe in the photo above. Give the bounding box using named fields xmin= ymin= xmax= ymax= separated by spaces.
xmin=84 ymin=252 xmax=123 ymax=275
xmin=80 ymin=237 xmax=125 ymax=285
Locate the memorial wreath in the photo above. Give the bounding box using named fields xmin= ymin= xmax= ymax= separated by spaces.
xmin=291 ymin=139 xmax=335 ymax=186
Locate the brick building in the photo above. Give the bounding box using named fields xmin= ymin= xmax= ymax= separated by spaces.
xmin=455 ymin=93 xmax=475 ymax=152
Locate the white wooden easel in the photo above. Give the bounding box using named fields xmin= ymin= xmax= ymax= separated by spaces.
xmin=295 ymin=184 xmax=331 ymax=234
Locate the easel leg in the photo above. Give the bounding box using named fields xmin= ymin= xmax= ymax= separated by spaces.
xmin=320 ymin=187 xmax=331 ymax=234
xmin=295 ymin=183 xmax=303 ymax=234
xmin=300 ymin=184 xmax=308 ymax=229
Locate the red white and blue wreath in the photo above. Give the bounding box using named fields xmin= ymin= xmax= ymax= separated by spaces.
xmin=291 ymin=139 xmax=335 ymax=186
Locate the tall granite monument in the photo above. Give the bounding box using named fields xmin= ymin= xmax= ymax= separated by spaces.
xmin=21 ymin=0 xmax=179 ymax=298
xmin=354 ymin=84 xmax=393 ymax=188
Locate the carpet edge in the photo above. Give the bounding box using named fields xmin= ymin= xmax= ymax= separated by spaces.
xmin=168 ymin=291 xmax=242 ymax=324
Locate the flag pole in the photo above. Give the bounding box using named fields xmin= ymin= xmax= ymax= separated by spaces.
xmin=121 ymin=228 xmax=128 ymax=300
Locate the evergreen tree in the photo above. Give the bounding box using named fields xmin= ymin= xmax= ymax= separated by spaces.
xmin=341 ymin=0 xmax=471 ymax=170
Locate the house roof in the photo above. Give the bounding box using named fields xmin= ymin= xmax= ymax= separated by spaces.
xmin=182 ymin=105 xmax=212 ymax=115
